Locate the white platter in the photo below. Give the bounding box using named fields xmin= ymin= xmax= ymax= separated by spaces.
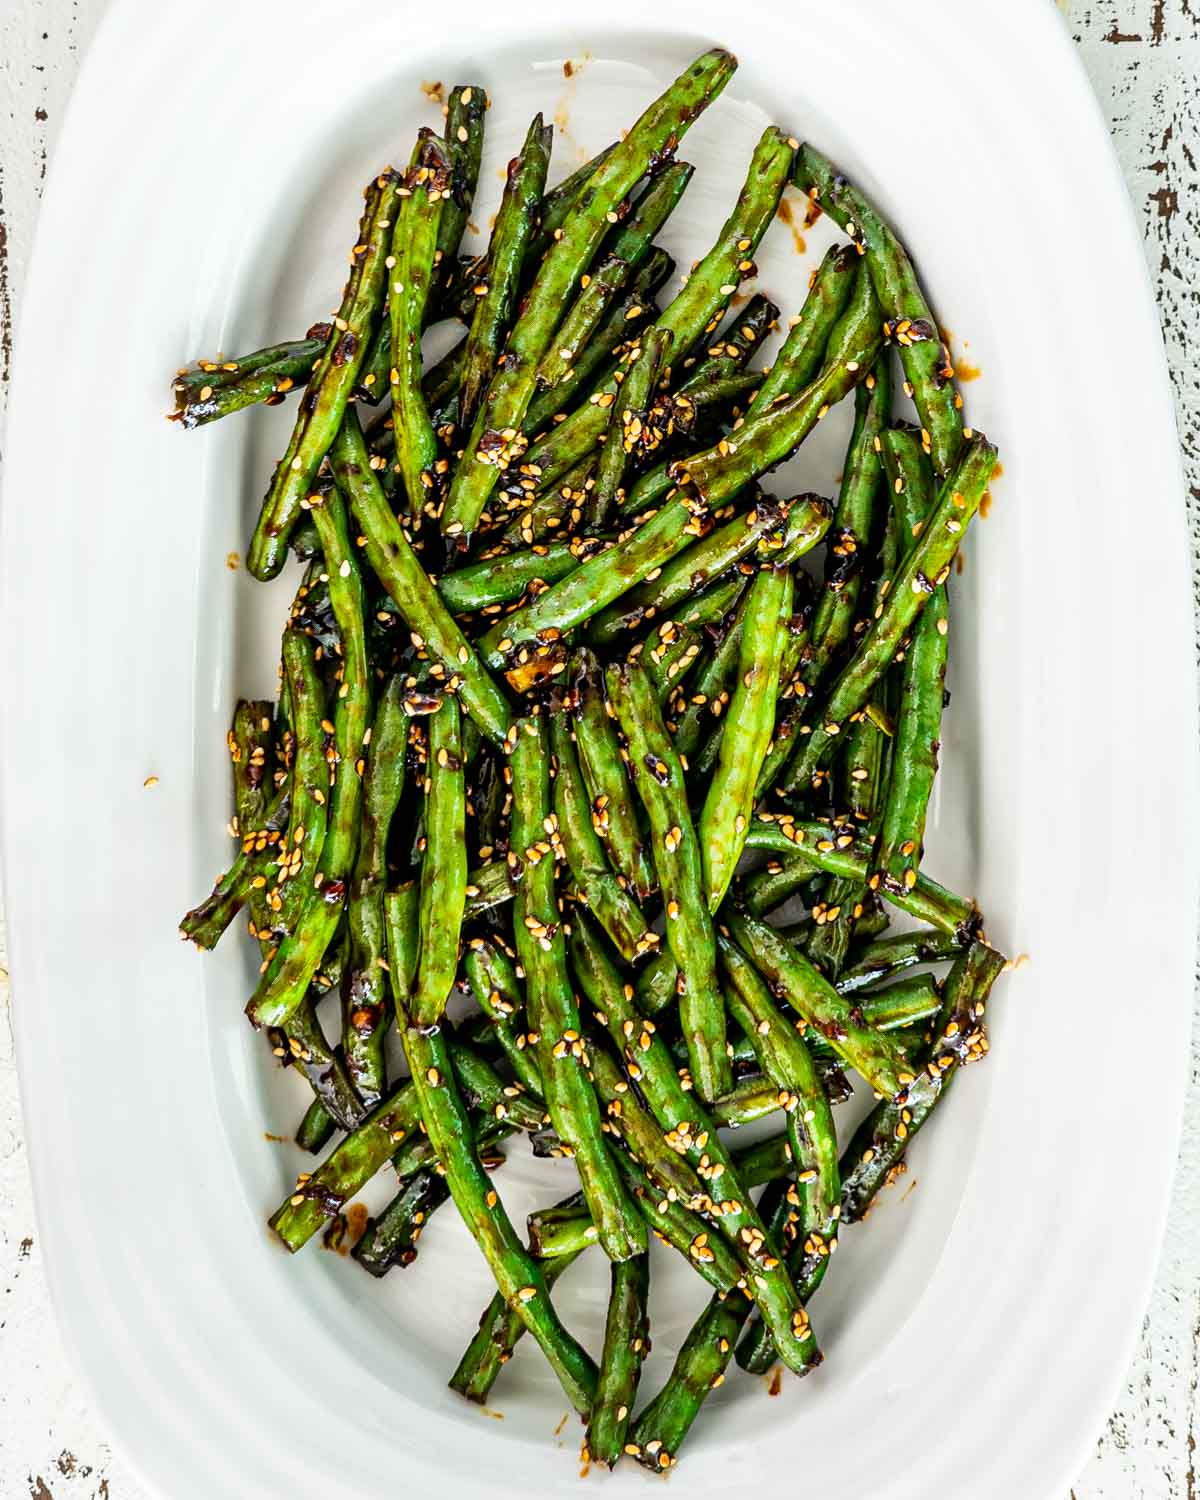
xmin=3 ymin=1 xmax=1195 ymax=1496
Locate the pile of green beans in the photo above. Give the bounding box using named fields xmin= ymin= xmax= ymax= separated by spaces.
xmin=176 ymin=51 xmax=1009 ymax=1474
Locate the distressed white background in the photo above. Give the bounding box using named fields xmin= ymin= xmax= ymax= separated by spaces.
xmin=0 ymin=1 xmax=1196 ymax=1496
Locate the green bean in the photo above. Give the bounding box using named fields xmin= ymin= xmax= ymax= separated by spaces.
xmin=463 ymin=937 xmax=544 ymax=1097
xmin=589 ymin=1045 xmax=709 ymax=1213
xmin=604 ymin=661 xmax=729 ymax=1102
xmin=443 ymin=49 xmax=736 ymax=543
xmin=350 ymin=1168 xmax=451 ymax=1276
xmin=450 ymin=1039 xmax=548 ymax=1134
xmin=246 ymin=491 xmax=370 ymax=1031
xmin=567 ymin=649 xmax=645 ymax=901
xmin=640 ymin=621 xmax=701 ymax=708
xmin=671 ymin=570 xmax=748 ymax=629
xmin=803 ymin=701 xmax=890 ymax=980
xmin=495 ymin=450 xmax=595 ymax=547
xmin=440 ymin=533 xmax=608 ymax=615
xmin=329 ymin=408 xmax=512 ymax=745
xmin=175 ymin=341 xmax=305 ymax=396
xmin=778 ymin=433 xmax=996 ymax=795
xmin=536 ymin=162 xmax=693 ymax=394
xmin=448 ymin=1249 xmax=585 ymax=1406
xmin=699 ymin=564 xmax=792 ymax=911
xmin=341 ymin=672 xmax=406 ymax=1100
xmin=268 ymin=630 xmax=330 ymax=937
xmin=179 ymin=820 xmax=266 ymax=950
xmin=459 ymin=115 xmax=553 ymax=431
xmin=586 ymin=1254 xmax=650 ymax=1467
xmin=389 ymin=132 xmax=450 ymax=519
xmin=839 ymin=941 xmax=1005 ymax=1221
xmin=331 ymin=642 xmax=402 ymax=1105
xmin=672 ymin=598 xmax=746 ymax=760
xmin=248 ymin=168 xmax=400 ymax=579
xmin=526 ymin=1148 xmax=740 ymax=1292
xmin=523 ymin=248 xmax=673 ymax=435
xmin=549 ymin=715 xmax=655 ymax=961
xmin=569 ymin=912 xmax=816 ymax=1375
xmin=672 ymin=291 xmax=778 ymax=408
xmin=708 ymin=1074 xmax=791 ymax=1129
xmin=633 ymin=945 xmax=676 ymax=1019
xmin=873 ymin=426 xmax=949 ymax=896
xmin=295 ymin=1096 xmax=336 ymax=1155
xmin=732 ymin=1132 xmax=793 ymax=1189
xmin=410 ymin=698 xmax=467 ymax=1024
xmin=745 ymin=242 xmax=858 ymax=416
xmin=588 ymin=326 xmax=672 ymax=529
xmin=526 ymin=1190 xmax=591 ymax=1258
xmin=804 ymin=356 xmax=892 ymax=691
xmin=464 ymin=855 xmax=515 ymax=919
xmin=509 ymin=715 xmax=646 ymax=1260
xmin=723 ymin=908 xmax=911 ymax=1099
xmin=794 ymin=143 xmax=964 ymax=475
xmin=745 ymin=813 xmax=981 ymax=938
xmin=438 ymin=84 xmax=488 ymax=273
xmin=170 ymin=333 xmax=328 ymax=427
xmin=589 ymin=492 xmax=826 ymax=645
xmin=228 ymin=699 xmax=275 ymax=840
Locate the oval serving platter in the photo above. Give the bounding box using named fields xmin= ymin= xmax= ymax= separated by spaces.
xmin=2 ymin=2 xmax=1195 ymax=1497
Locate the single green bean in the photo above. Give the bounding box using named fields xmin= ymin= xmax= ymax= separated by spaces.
xmin=249 ymin=168 xmax=400 ymax=578
xmin=389 ymin=132 xmax=450 ymax=518
xmin=873 ymin=425 xmax=949 ymax=896
xmin=745 ymin=813 xmax=981 ymax=937
xmin=588 ymin=326 xmax=672 ymax=529
xmin=779 ymin=433 xmax=996 ymax=795
xmin=605 ymin=661 xmax=729 ymax=1102
xmin=700 ymin=564 xmax=793 ymax=910
xmin=745 ymin=242 xmax=858 ymax=416
xmin=463 ymin=937 xmax=544 ymax=1097
xmin=586 ymin=1254 xmax=650 ymax=1467
xmin=459 ymin=115 xmax=553 ymax=431
xmin=794 ymin=143 xmax=964 ymax=475
xmin=550 ymin=715 xmax=655 ymax=961
xmin=438 ymin=84 xmax=488 ymax=275
xmin=329 ymin=409 xmax=512 ymax=744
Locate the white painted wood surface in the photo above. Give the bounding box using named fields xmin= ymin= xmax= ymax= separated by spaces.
xmin=0 ymin=1 xmax=1196 ymax=1494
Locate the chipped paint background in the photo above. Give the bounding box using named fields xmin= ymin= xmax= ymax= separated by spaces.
xmin=0 ymin=1 xmax=1196 ymax=1494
